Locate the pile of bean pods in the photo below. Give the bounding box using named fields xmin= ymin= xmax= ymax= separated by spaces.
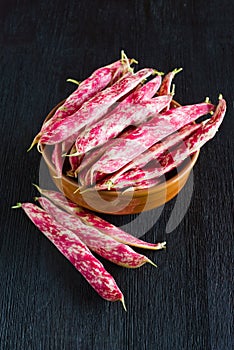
xmin=13 ymin=186 xmax=167 ymax=309
xmin=21 ymin=51 xmax=226 ymax=308
xmin=29 ymin=51 xmax=226 ymax=192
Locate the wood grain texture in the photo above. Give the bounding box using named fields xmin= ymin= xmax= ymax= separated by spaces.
xmin=0 ymin=0 xmax=233 ymax=349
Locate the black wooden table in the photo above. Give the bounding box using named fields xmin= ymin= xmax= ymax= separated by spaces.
xmin=1 ymin=1 xmax=233 ymax=349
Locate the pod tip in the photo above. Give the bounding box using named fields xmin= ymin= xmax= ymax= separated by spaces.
xmin=147 ymin=259 xmax=158 ymax=268
xmin=120 ymin=296 xmax=127 ymax=312
xmin=32 ymin=184 xmax=42 ymax=193
xmin=27 ymin=134 xmax=40 ymax=152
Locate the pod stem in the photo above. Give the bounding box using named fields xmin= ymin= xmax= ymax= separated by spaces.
xmin=77 ymin=186 xmax=93 ymax=195
xmin=66 ymin=78 xmax=80 ymax=85
xmin=170 ymin=83 xmax=176 ymax=96
xmin=27 ymin=133 xmax=41 ymax=152
xmin=130 ymin=58 xmax=138 ymax=65
xmin=64 ymin=152 xmax=80 ymax=157
xmin=121 ymin=50 xmax=135 ymax=74
xmin=106 ymin=180 xmax=114 ymax=191
xmin=172 ymin=67 xmax=183 ymax=75
xmin=153 ymin=69 xmax=164 ymax=76
xmin=37 ymin=141 xmax=43 ymax=154
xmin=11 ymin=203 xmax=22 ymax=209
xmin=160 ymin=242 xmax=167 ymax=250
xmin=147 ymin=259 xmax=158 ymax=268
xmin=32 ymin=183 xmax=43 ymax=194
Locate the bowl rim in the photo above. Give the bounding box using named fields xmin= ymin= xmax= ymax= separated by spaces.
xmin=42 ymin=99 xmax=200 ymax=198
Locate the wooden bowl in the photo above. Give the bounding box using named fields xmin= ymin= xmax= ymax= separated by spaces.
xmin=41 ymin=101 xmax=199 ymax=215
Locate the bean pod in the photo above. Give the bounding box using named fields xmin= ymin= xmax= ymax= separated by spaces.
xmin=33 ymin=185 xmax=166 ymax=251
xmin=101 ymin=122 xmax=202 ymax=185
xmin=39 ymin=68 xmax=155 ymax=145
xmin=85 ymin=102 xmax=215 ymax=184
xmin=14 ymin=202 xmax=126 ymax=306
xmin=76 ymin=126 xmax=136 ymax=184
xmin=29 ymin=58 xmax=132 ymax=149
xmin=37 ymin=197 xmax=157 ymax=268
xmin=75 ymin=95 xmax=172 ymax=155
xmin=158 ymin=68 xmax=183 ymax=96
xmin=95 ymin=96 xmax=226 ymax=191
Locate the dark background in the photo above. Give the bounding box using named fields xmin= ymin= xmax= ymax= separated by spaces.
xmin=0 ymin=1 xmax=233 ymax=349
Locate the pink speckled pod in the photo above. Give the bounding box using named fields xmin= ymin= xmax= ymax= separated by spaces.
xmin=95 ymin=97 xmax=226 ymax=191
xmin=86 ymin=102 xmax=215 ymax=183
xmin=133 ymin=75 xmax=163 ymax=100
xmin=39 ymin=68 xmax=155 ymax=145
xmin=51 ymin=143 xmax=63 ymax=178
xmin=77 ymin=127 xmax=136 ymax=184
xmin=158 ymin=68 xmax=183 ymax=96
xmin=36 ymin=59 xmax=131 ymax=139
xmin=38 ymin=197 xmax=156 ymax=268
xmin=33 ymin=186 xmax=166 ymax=251
xmin=104 ymin=122 xmax=202 ymax=185
xmin=51 ymin=132 xmax=80 ymax=178
xmin=75 ymin=95 xmax=172 ymax=155
xmin=18 ymin=202 xmax=125 ymax=304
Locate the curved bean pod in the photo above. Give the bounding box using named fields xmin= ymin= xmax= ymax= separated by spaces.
xmin=37 ymin=197 xmax=157 ymax=268
xmin=102 ymin=122 xmax=202 ymax=185
xmin=76 ymin=127 xmax=136 ymax=184
xmin=52 ymin=132 xmax=81 ymax=177
xmin=67 ymin=145 xmax=83 ymax=176
xmin=39 ymin=68 xmax=155 ymax=145
xmin=33 ymin=185 xmax=166 ymax=251
xmin=133 ymin=75 xmax=163 ymax=101
xmin=75 ymin=95 xmax=172 ymax=155
xmin=14 ymin=202 xmax=125 ymax=306
xmin=51 ymin=143 xmax=63 ymax=178
xmin=29 ymin=58 xmax=132 ymax=149
xmin=86 ymin=102 xmax=215 ymax=183
xmin=95 ymin=96 xmax=226 ymax=191
xmin=158 ymin=68 xmax=183 ymax=96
